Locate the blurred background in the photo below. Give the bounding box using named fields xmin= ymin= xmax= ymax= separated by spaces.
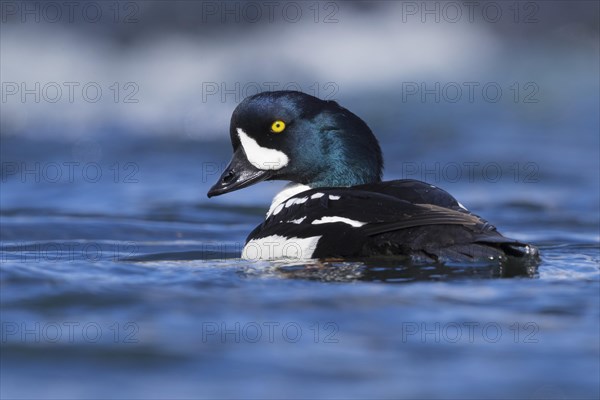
xmin=1 ymin=1 xmax=599 ymax=399
xmin=2 ymin=0 xmax=598 ymax=208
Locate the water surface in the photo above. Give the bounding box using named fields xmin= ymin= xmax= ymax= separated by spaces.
xmin=1 ymin=134 xmax=598 ymax=399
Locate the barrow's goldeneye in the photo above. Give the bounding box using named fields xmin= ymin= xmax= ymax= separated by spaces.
xmin=208 ymin=91 xmax=538 ymax=263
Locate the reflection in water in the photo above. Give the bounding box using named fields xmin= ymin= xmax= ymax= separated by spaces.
xmin=240 ymin=257 xmax=539 ymax=283
xmin=128 ymin=249 xmax=539 ymax=283
xmin=126 ymin=249 xmax=539 ymax=283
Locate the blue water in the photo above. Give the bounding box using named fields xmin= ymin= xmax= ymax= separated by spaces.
xmin=1 ymin=1 xmax=600 ymax=398
xmin=1 ymin=129 xmax=598 ymax=399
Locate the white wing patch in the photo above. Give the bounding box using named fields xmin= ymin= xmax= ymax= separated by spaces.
xmin=237 ymin=128 xmax=289 ymax=170
xmin=312 ymin=216 xmax=366 ymax=228
xmin=242 ymin=235 xmax=321 ymax=260
xmin=328 ymin=195 xmax=341 ymax=200
xmin=284 ymin=196 xmax=308 ymax=208
xmin=271 ymin=203 xmax=284 ymax=216
xmin=287 ymin=217 xmax=306 ymax=224
xmin=267 ymin=183 xmax=312 ymax=217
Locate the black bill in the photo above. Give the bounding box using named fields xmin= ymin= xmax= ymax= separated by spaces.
xmin=207 ymin=148 xmax=273 ymax=197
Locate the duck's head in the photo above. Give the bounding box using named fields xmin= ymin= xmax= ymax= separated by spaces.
xmin=207 ymin=91 xmax=383 ymax=198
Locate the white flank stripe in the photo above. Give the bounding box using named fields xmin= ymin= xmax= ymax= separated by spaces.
xmin=242 ymin=235 xmax=321 ymax=260
xmin=237 ymin=128 xmax=289 ymax=170
xmin=312 ymin=216 xmax=366 ymax=227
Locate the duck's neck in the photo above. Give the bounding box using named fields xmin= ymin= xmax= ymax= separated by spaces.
xmin=306 ymin=110 xmax=383 ymax=187
xmin=309 ymin=164 xmax=382 ymax=188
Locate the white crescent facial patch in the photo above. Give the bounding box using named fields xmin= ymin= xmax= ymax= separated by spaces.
xmin=237 ymin=128 xmax=289 ymax=170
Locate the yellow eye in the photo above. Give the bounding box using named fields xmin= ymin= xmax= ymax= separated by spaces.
xmin=271 ymin=120 xmax=286 ymax=133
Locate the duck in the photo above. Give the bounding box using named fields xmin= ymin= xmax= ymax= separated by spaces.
xmin=207 ymin=90 xmax=539 ymax=263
